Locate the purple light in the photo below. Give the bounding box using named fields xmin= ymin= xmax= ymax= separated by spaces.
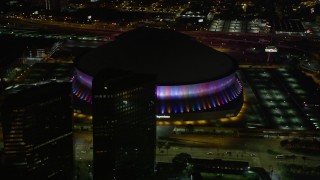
xmin=75 ymin=69 xmax=237 ymax=100
xmin=156 ymin=74 xmax=236 ymax=99
xmin=76 ymin=69 xmax=93 ymax=88
xmin=72 ymin=69 xmax=243 ymax=113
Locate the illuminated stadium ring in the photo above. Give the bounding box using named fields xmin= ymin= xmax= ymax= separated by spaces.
xmin=71 ymin=71 xmax=242 ymax=113
xmin=157 ymin=74 xmax=236 ymax=99
xmin=157 ymin=76 xmax=242 ymax=114
xmin=73 ymin=27 xmax=243 ymax=120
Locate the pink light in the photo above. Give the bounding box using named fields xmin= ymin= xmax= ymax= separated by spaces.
xmin=156 ymin=74 xmax=236 ymax=99
xmin=76 ymin=69 xmax=93 ymax=88
xmin=72 ymin=69 xmax=243 ymax=114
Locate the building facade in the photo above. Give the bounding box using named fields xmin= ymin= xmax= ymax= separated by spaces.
xmin=92 ymin=69 xmax=156 ymax=180
xmin=0 ymin=81 xmax=73 ymax=179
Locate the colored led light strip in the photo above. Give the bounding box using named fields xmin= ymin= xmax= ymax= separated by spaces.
xmin=73 ymin=70 xmax=243 ymax=111
xmin=156 ymin=74 xmax=236 ymax=99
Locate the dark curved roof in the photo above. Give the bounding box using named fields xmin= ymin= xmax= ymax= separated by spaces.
xmin=75 ymin=27 xmax=237 ymax=85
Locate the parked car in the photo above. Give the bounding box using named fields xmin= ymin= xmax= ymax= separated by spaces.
xmin=276 ymin=155 xmax=285 ymax=159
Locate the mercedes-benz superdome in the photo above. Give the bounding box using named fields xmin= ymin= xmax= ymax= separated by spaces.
xmin=72 ymin=27 xmax=243 ymax=120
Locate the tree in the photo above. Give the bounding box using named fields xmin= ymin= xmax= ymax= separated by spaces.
xmin=280 ymin=139 xmax=289 ymax=147
xmin=157 ymin=141 xmax=164 ymax=151
xmin=291 ymin=138 xmax=301 ymax=146
xmin=290 ymin=155 xmax=297 ymax=161
xmin=185 ymin=124 xmax=194 ymax=133
xmin=172 ymin=153 xmax=192 ymax=172
xmin=164 ymin=141 xmax=170 ymax=154
xmin=302 ymin=156 xmax=307 ymax=162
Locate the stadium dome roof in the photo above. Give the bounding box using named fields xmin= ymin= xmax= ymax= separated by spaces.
xmin=75 ymin=27 xmax=237 ymax=85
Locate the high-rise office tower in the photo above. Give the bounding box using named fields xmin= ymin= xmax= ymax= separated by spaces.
xmin=92 ymin=69 xmax=156 ymax=180
xmin=0 ymin=81 xmax=73 ymax=179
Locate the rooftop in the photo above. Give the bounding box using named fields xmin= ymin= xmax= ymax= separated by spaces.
xmin=76 ymin=27 xmax=237 ymax=85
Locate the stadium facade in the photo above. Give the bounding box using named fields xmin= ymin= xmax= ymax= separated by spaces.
xmin=72 ymin=27 xmax=243 ymax=120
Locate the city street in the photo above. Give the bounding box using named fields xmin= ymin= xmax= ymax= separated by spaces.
xmin=74 ymin=131 xmax=93 ymax=180
xmin=157 ymin=134 xmax=320 ymax=179
xmin=73 ymin=129 xmax=320 ymax=180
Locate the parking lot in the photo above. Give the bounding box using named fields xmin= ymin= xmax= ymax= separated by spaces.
xmin=241 ymin=67 xmax=320 ymax=130
xmin=208 ymin=19 xmax=270 ymax=34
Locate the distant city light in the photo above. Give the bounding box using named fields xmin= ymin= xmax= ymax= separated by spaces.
xmin=156 ymin=115 xmax=171 ymax=119
xmin=265 ymin=46 xmax=278 ymax=52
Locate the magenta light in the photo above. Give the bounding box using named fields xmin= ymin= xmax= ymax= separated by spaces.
xmin=76 ymin=69 xmax=236 ymax=99
xmin=76 ymin=69 xmax=93 ymax=88
xmin=156 ymin=74 xmax=236 ymax=99
xmin=73 ymin=70 xmax=242 ymax=111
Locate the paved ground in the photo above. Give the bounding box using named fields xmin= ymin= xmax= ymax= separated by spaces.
xmin=157 ymin=134 xmax=320 ymax=179
xmin=74 ymin=131 xmax=93 ymax=180
xmin=241 ymin=68 xmax=320 ymax=130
